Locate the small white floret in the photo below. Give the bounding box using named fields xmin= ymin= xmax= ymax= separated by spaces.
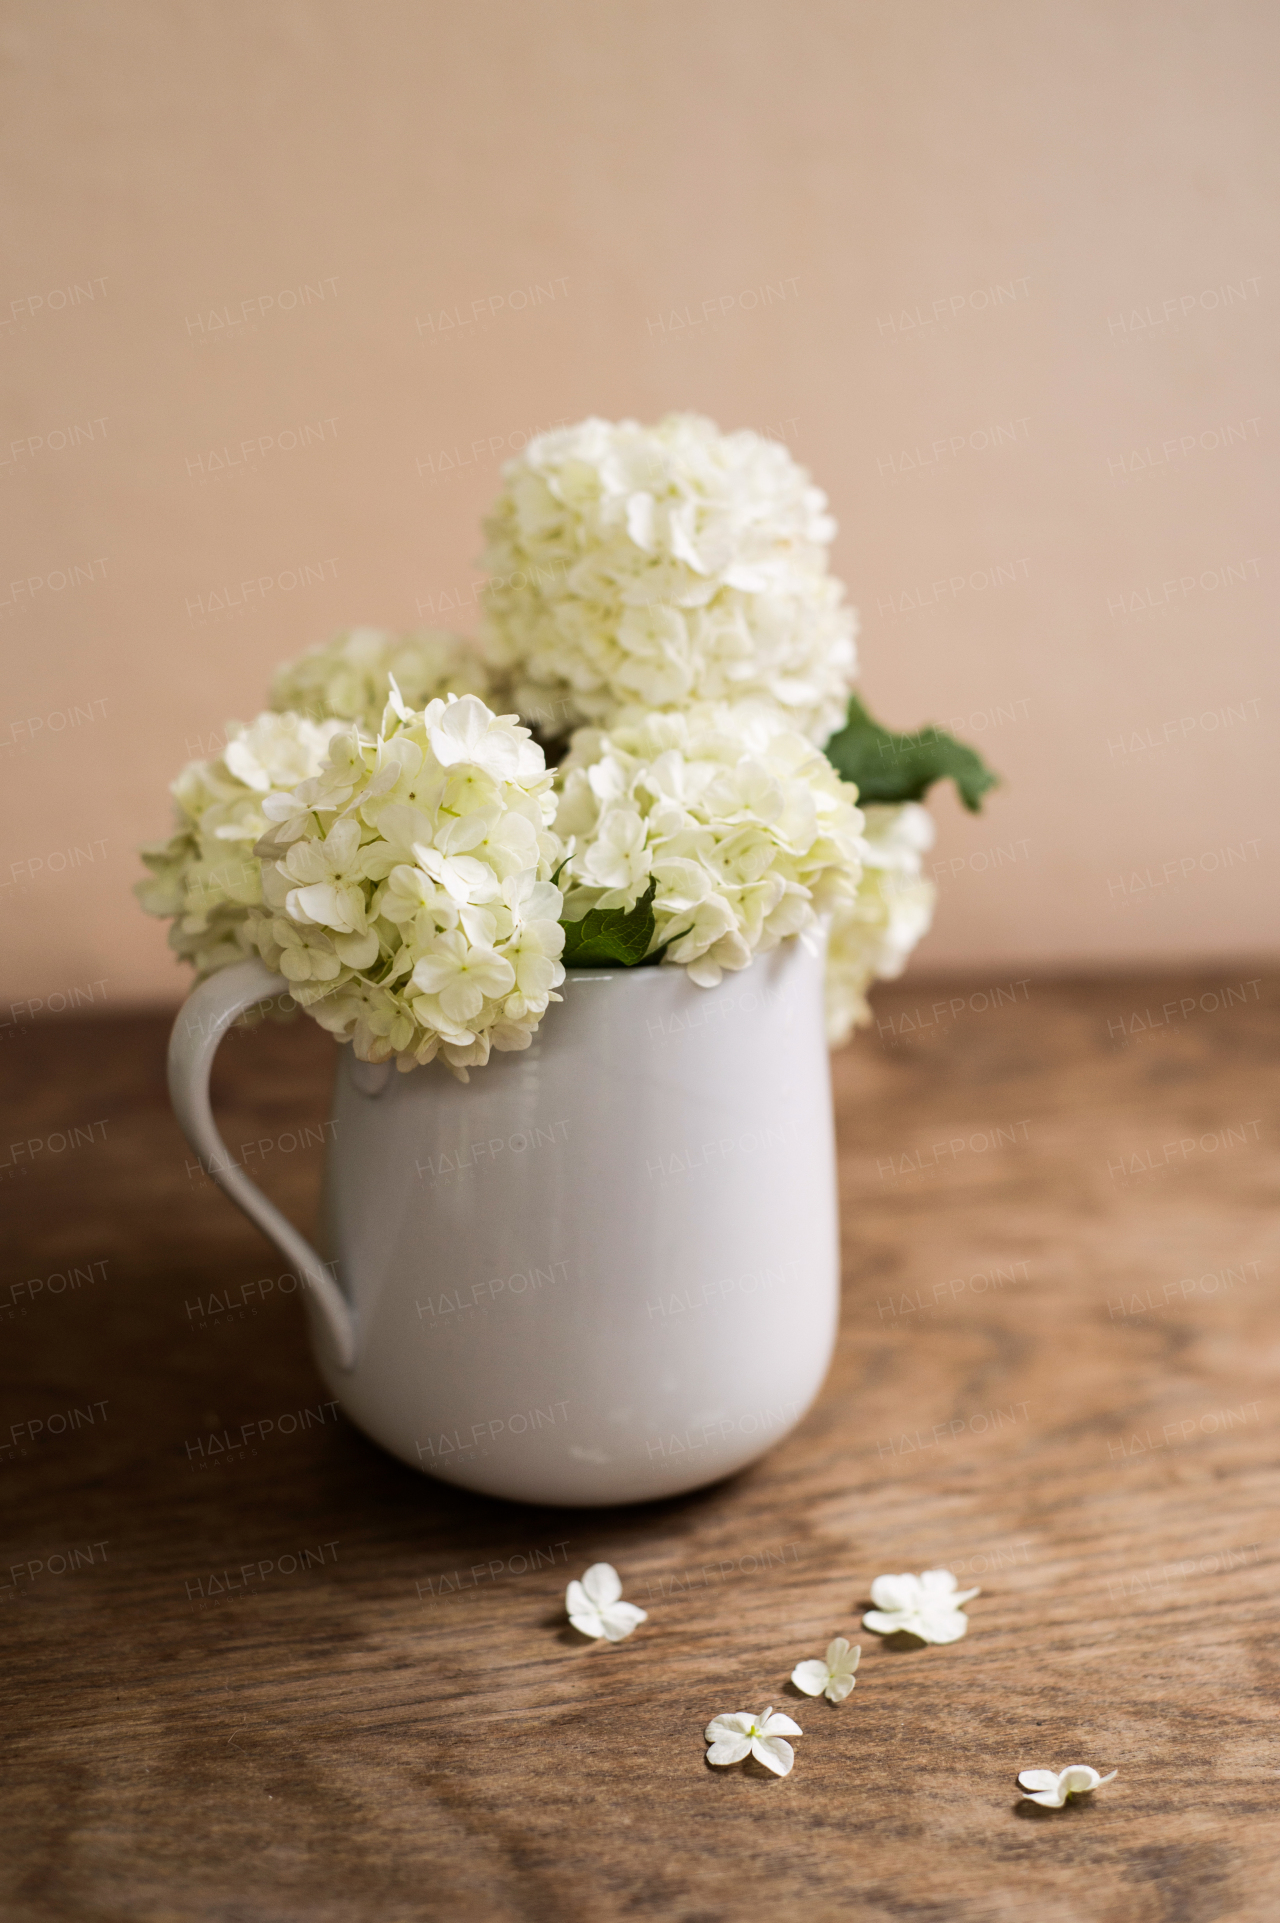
xmin=861 ymin=1568 xmax=979 ymax=1645
xmin=1017 ymin=1765 xmax=1117 ymax=1808
xmin=790 ymin=1636 xmax=861 ymax=1703
xmin=704 ymin=1707 xmax=803 ymax=1777
xmin=565 ymin=1562 xmax=647 ymax=1642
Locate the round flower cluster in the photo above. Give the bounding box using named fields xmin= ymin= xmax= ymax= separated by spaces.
xmin=554 ymin=704 xmax=864 ymax=987
xmin=250 ymin=692 xmax=566 ymax=1077
xmin=136 ymin=711 xmax=347 ymax=979
xmin=270 ymin=626 xmax=492 ymax=731
xmin=480 ymin=414 xmax=857 ymax=744
xmin=824 ymin=804 xmax=936 ymax=1044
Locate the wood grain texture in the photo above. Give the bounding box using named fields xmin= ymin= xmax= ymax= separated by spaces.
xmin=1 ymin=971 xmax=1277 ymax=1923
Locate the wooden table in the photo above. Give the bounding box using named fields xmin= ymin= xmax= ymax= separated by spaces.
xmin=3 ymin=971 xmax=1276 ymax=1922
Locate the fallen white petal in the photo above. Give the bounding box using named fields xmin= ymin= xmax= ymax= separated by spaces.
xmin=860 ymin=1608 xmax=907 ymax=1637
xmin=567 ymin=1606 xmax=606 ymax=1639
xmin=868 ymin=1574 xmax=917 ymax=1611
xmin=760 ymin=1709 xmax=803 ymax=1738
xmin=920 ymin=1569 xmax=980 ymax=1605
xmin=705 ymin=1713 xmax=753 ymax=1742
xmin=580 ymin=1562 xmax=623 ymax=1608
xmin=790 ymin=1659 xmax=830 ymax=1697
xmin=913 ymin=1610 xmax=971 ymax=1646
xmin=751 ymin=1736 xmax=795 ymax=1777
xmin=598 ymin=1599 xmax=647 ymax=1642
xmin=1018 ymin=1765 xmax=1118 ymax=1808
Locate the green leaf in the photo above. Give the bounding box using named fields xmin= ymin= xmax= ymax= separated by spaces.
xmin=561 ymin=881 xmax=664 ymax=968
xmin=824 ymin=695 xmax=999 ymax=813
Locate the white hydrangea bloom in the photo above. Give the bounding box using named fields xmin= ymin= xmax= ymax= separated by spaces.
xmin=554 ymin=702 xmax=863 ymax=987
xmin=249 ymin=692 xmax=566 ymax=1079
xmin=480 ymin=414 xmax=857 ymax=743
xmin=270 ymin=626 xmax=493 ymax=729
xmin=136 ymin=711 xmax=348 ymax=980
xmin=825 ymin=803 xmax=937 ymax=1046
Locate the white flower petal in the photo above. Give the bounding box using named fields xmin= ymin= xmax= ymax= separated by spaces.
xmin=825 ymin=1672 xmax=857 ymax=1704
xmin=706 ymin=1737 xmax=753 ymax=1767
xmin=869 ymin=1574 xmax=920 ymax=1612
xmin=580 ymin=1562 xmax=623 ymax=1608
xmin=565 ymin=1578 xmax=609 ymax=1639
xmin=1017 ymin=1770 xmax=1060 ymax=1792
xmin=567 ymin=1608 xmax=606 ymax=1639
xmin=751 ymin=1736 xmax=795 ymax=1777
xmin=760 ymin=1710 xmax=803 ymax=1737
xmin=1058 ymin=1766 xmax=1102 ymax=1794
xmin=335 ymin=929 xmax=379 ymax=968
xmin=789 ymin=1660 xmax=829 ymax=1698
xmin=861 ymin=1608 xmax=913 ymax=1637
xmin=625 ymin=490 xmax=655 ymax=551
xmin=598 ymin=1601 xmax=647 ymax=1642
xmin=914 ymin=1610 xmax=970 ymax=1646
xmin=705 ymin=1713 xmax=753 ymax=1742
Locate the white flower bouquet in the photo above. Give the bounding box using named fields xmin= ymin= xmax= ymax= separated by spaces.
xmin=139 ymin=414 xmax=998 ymax=1075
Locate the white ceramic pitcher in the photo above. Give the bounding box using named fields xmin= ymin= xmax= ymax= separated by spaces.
xmin=168 ymin=936 xmax=839 ymax=1507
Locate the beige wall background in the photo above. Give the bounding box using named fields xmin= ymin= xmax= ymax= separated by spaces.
xmin=2 ymin=0 xmax=1276 ymax=1010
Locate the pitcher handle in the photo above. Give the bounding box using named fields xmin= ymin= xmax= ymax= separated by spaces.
xmin=166 ymin=957 xmax=356 ymax=1369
